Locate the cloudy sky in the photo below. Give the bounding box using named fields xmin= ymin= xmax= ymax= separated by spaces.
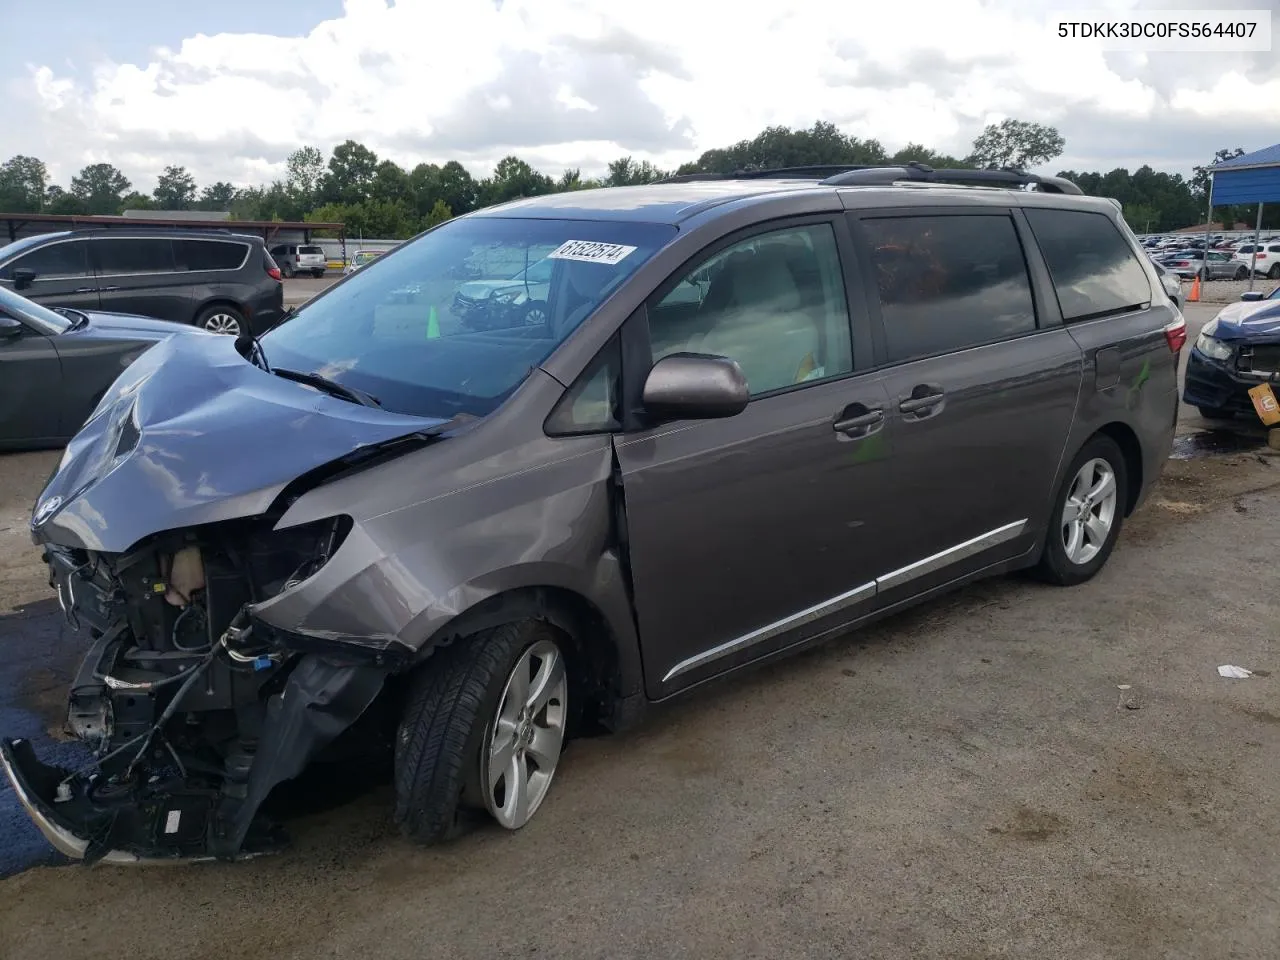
xmin=2 ymin=0 xmax=1277 ymax=192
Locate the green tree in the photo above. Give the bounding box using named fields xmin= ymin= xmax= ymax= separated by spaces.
xmin=605 ymin=157 xmax=667 ymax=186
xmin=423 ymin=199 xmax=453 ymax=228
xmin=0 ymin=155 xmax=48 ymax=212
xmin=198 ymin=181 xmax=237 ymax=212
xmin=678 ymin=121 xmax=888 ymax=175
xmin=153 ymin=165 xmax=198 ymax=209
xmin=370 ymin=159 xmax=414 ymax=207
xmin=70 ymin=162 xmax=131 ymax=214
xmin=285 ymin=146 xmax=326 ymax=205
xmin=435 ymin=161 xmax=479 ymax=216
xmin=322 ymin=140 xmax=379 ymax=205
xmin=968 ymin=119 xmax=1065 ymax=170
xmin=120 ymin=191 xmax=156 ymax=211
xmin=889 ymin=143 xmax=971 ymax=168
xmin=479 ymin=155 xmax=555 ymax=206
xmin=44 ymin=184 xmax=85 ymax=215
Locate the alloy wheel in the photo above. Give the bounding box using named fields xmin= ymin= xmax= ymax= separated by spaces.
xmin=203 ymin=313 xmax=241 ymax=335
xmin=481 ymin=639 xmax=567 ymax=830
xmin=1061 ymin=457 xmax=1118 ymax=566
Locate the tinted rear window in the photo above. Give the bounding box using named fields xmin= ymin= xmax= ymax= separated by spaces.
xmin=299 ymin=245 xmax=323 ymax=255
xmin=861 ymin=214 xmax=1037 ymax=364
xmin=95 ymin=238 xmax=175 ymax=275
xmin=1023 ymin=208 xmax=1152 ymax=321
xmin=174 ymin=239 xmax=249 ymax=272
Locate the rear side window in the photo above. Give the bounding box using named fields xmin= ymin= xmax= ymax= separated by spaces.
xmin=2 ymin=240 xmax=91 ymax=280
xmin=95 ymin=238 xmax=176 ymax=276
xmin=1023 ymin=208 xmax=1152 ymax=322
xmin=861 ymin=214 xmax=1036 ymax=364
xmin=174 ymin=239 xmax=249 ymax=272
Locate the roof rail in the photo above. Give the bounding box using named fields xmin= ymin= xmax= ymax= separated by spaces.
xmin=657 ymin=164 xmax=881 ymax=184
xmin=820 ymin=164 xmax=1083 ymax=195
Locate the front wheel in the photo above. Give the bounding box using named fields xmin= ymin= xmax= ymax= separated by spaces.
xmin=394 ymin=621 xmax=570 ymax=845
xmin=1034 ymin=435 xmax=1129 ymax=586
xmin=522 ymin=301 xmax=549 ymax=327
xmin=1235 ymin=267 xmax=1248 ymax=280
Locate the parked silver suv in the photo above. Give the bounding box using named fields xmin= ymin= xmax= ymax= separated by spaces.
xmin=4 ymin=165 xmax=1184 ymax=864
xmin=269 ymin=243 xmax=327 ymax=278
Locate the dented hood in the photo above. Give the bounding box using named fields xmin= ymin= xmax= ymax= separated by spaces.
xmin=30 ymin=333 xmax=447 ymax=553
xmin=1209 ymin=300 xmax=1280 ymax=342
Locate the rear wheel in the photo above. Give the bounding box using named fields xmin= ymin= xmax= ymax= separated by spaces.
xmin=1235 ymin=266 xmax=1249 ymax=280
xmin=312 ymin=269 xmax=325 ymax=279
xmin=1269 ymin=263 xmax=1280 ymax=280
xmin=281 ymin=262 xmax=295 ymax=279
xmin=1034 ymin=434 xmax=1128 ymax=586
xmin=394 ymin=621 xmax=570 ymax=845
xmin=195 ymin=304 xmax=244 ymax=336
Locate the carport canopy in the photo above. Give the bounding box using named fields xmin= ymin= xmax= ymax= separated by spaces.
xmin=1210 ymin=143 xmax=1280 ymax=205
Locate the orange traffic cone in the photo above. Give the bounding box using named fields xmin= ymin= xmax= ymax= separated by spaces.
xmin=1188 ymin=274 xmax=1201 ymax=303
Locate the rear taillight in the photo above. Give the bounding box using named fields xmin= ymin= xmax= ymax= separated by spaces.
xmin=1165 ymin=317 xmax=1187 ymax=354
xmin=267 ymin=266 xmax=283 ymax=281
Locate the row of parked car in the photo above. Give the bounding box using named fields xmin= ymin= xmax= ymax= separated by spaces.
xmin=1142 ymin=233 xmax=1280 ymax=280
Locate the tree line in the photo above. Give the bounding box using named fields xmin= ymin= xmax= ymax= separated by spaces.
xmin=0 ymin=120 xmax=1272 ymax=239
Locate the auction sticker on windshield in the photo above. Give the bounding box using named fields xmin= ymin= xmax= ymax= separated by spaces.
xmin=548 ymin=240 xmax=637 ymax=265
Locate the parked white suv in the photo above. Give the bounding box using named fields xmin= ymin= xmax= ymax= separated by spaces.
xmin=269 ymin=243 xmax=328 ymax=279
xmin=1232 ymin=242 xmax=1280 ymax=279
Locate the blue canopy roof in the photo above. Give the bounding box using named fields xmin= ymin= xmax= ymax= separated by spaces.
xmin=1211 ymin=142 xmax=1280 ymax=206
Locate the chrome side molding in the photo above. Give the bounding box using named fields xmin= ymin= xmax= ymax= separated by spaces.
xmin=662 ymin=519 xmax=1028 ymax=684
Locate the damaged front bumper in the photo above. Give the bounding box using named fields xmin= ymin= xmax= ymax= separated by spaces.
xmin=6 ymin=520 xmax=405 ymax=866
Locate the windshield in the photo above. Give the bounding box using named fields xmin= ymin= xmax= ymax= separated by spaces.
xmin=261 ymin=215 xmax=675 ymax=419
xmin=0 ymin=282 xmax=72 ymax=333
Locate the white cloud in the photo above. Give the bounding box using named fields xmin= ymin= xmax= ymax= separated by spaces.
xmin=14 ymin=0 xmax=1280 ymax=189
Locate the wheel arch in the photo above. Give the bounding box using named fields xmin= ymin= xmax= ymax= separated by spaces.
xmin=399 ymin=576 xmax=644 ymax=736
xmin=1094 ymin=421 xmax=1144 ymax=516
xmin=192 ymin=297 xmax=246 ymax=329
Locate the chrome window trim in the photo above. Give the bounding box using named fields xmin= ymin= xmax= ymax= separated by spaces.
xmin=662 ymin=518 xmax=1028 ymax=683
xmin=1 ymin=235 xmax=252 ymax=281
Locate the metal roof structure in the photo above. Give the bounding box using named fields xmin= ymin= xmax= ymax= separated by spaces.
xmin=1210 ymin=143 xmax=1280 ymax=206
xmin=0 ymin=211 xmax=345 ymax=245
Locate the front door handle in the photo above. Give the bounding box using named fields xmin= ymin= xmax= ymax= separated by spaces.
xmin=73 ymin=287 xmax=97 ymax=294
xmin=98 ymin=286 xmax=119 ymax=292
xmin=833 ymin=404 xmax=885 ymax=437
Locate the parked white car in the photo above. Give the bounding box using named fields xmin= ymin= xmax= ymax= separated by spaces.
xmin=1232 ymin=242 xmax=1280 ymax=279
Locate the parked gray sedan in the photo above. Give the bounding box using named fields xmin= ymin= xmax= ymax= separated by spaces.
xmin=0 ymin=284 xmax=200 ymax=450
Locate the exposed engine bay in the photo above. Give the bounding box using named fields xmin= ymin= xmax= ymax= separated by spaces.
xmin=2 ymin=513 xmax=394 ymax=865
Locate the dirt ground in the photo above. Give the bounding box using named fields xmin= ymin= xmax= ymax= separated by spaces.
xmin=3 ymin=303 xmax=1280 ymax=959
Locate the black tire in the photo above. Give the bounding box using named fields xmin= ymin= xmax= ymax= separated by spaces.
xmin=194 ymin=304 xmax=246 ymax=336
xmin=313 ymin=269 xmax=325 ymax=279
xmin=1235 ymin=267 xmax=1248 ymax=280
xmin=393 ymin=620 xmax=568 ymax=846
xmin=282 ymin=262 xmax=295 ymax=279
xmin=1197 ymin=405 xmax=1234 ymax=420
xmin=1269 ymin=263 xmax=1280 ymax=280
xmin=1033 ymin=434 xmax=1129 ymax=587
xmin=1198 ymin=267 xmax=1208 ymax=281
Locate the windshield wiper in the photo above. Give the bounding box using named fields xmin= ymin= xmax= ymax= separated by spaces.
xmin=271 ymin=368 xmax=381 ymax=408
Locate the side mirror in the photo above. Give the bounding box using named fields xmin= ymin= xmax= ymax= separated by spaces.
xmin=11 ymin=267 xmax=35 ymax=291
xmin=0 ymin=315 xmax=23 ymax=340
xmin=1241 ymin=291 xmax=1265 ymax=302
xmin=642 ymin=353 xmax=750 ymax=421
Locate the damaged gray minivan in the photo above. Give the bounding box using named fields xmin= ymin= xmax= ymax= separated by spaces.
xmin=3 ymin=165 xmax=1184 ymax=864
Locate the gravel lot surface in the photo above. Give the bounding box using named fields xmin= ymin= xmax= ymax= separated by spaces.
xmin=1177 ymin=277 xmax=1279 ymax=304
xmin=2 ymin=304 xmax=1279 ymax=960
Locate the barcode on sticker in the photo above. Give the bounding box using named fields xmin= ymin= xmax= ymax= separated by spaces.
xmin=547 ymin=240 xmax=637 ymax=265
xmin=165 ymin=809 xmax=182 ymax=834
